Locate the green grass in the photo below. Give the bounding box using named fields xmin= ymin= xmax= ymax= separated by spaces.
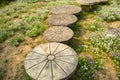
xmin=77 ymin=45 xmax=88 ymax=52
xmin=89 ymin=28 xmax=120 ymax=79
xmin=0 ymin=29 xmax=14 ymax=43
xmin=87 ymin=16 xmax=105 ymax=31
xmin=89 ymin=28 xmax=120 ymax=53
xmin=77 ymin=57 xmax=105 ymax=80
xmin=3 ymin=59 xmax=9 ymax=63
xmin=25 ymin=74 xmax=31 ymax=80
xmin=10 ymin=34 xmax=24 ymax=46
xmin=0 ymin=2 xmax=48 ymax=42
xmin=98 ymin=0 xmax=120 ymax=22
xmin=0 ymin=67 xmax=6 ymax=80
xmin=0 ymin=0 xmax=80 ymax=42
xmin=26 ymin=23 xmax=46 ymax=38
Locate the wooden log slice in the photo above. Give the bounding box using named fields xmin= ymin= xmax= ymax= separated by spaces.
xmin=49 ymin=5 xmax=82 ymax=15
xmin=43 ymin=26 xmax=74 ymax=42
xmin=24 ymin=42 xmax=78 ymax=80
xmin=47 ymin=14 xmax=78 ymax=26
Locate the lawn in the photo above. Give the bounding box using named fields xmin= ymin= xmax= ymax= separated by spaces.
xmin=0 ymin=0 xmax=120 ymax=80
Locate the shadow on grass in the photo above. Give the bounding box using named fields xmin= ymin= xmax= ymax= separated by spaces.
xmin=69 ymin=69 xmax=80 ymax=80
xmin=70 ymin=21 xmax=86 ymax=37
xmin=0 ymin=44 xmax=3 ymax=53
xmin=67 ymin=38 xmax=84 ymax=54
xmin=0 ymin=0 xmax=15 ymax=8
xmin=67 ymin=13 xmax=87 ymax=53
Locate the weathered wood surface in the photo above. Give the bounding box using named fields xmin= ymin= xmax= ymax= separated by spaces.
xmin=43 ymin=26 xmax=74 ymax=42
xmin=76 ymin=0 xmax=108 ymax=5
xmin=49 ymin=5 xmax=82 ymax=15
xmin=24 ymin=42 xmax=78 ymax=80
xmin=47 ymin=14 xmax=78 ymax=26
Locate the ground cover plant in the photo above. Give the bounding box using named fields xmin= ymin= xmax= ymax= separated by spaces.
xmin=98 ymin=0 xmax=120 ymax=21
xmin=10 ymin=34 xmax=24 ymax=46
xmin=76 ymin=56 xmax=105 ymax=80
xmin=0 ymin=0 xmax=120 ymax=80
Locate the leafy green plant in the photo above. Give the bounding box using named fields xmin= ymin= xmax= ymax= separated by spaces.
xmin=90 ymin=28 xmax=120 ymax=79
xmin=0 ymin=67 xmax=6 ymax=80
xmin=25 ymin=74 xmax=31 ymax=80
xmin=90 ymin=28 xmax=120 ymax=52
xmin=118 ymin=71 xmax=120 ymax=80
xmin=90 ymin=31 xmax=114 ymax=52
xmin=39 ymin=13 xmax=47 ymax=22
xmin=18 ymin=0 xmax=40 ymax=3
xmin=23 ymin=16 xmax=37 ymax=23
xmin=77 ymin=57 xmax=96 ymax=80
xmin=77 ymin=45 xmax=88 ymax=52
xmin=26 ymin=23 xmax=46 ymax=38
xmin=94 ymin=58 xmax=105 ymax=70
xmin=10 ymin=35 xmax=24 ymax=46
xmin=99 ymin=6 xmax=120 ymax=21
xmin=0 ymin=16 xmax=7 ymax=24
xmin=77 ymin=57 xmax=104 ymax=80
xmin=87 ymin=17 xmax=105 ymax=31
xmin=112 ymin=55 xmax=120 ymax=79
xmin=0 ymin=29 xmax=14 ymax=43
xmin=8 ymin=23 xmax=22 ymax=32
xmin=3 ymin=59 xmax=9 ymax=63
xmin=108 ymin=0 xmax=120 ymax=5
xmin=26 ymin=26 xmax=40 ymax=38
xmin=92 ymin=48 xmax=105 ymax=69
xmin=111 ymin=34 xmax=120 ymax=53
xmin=98 ymin=0 xmax=120 ymax=22
xmin=109 ymin=34 xmax=120 ymax=79
xmin=0 ymin=0 xmax=15 ymax=7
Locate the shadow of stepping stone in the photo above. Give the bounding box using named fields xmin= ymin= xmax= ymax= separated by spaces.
xmin=47 ymin=14 xmax=78 ymax=26
xmin=43 ymin=26 xmax=74 ymax=42
xmin=49 ymin=5 xmax=82 ymax=15
xmin=24 ymin=42 xmax=78 ymax=80
xmin=76 ymin=0 xmax=108 ymax=11
xmin=76 ymin=0 xmax=108 ymax=5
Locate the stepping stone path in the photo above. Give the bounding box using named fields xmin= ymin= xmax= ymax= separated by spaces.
xmin=47 ymin=14 xmax=77 ymax=26
xmin=43 ymin=26 xmax=74 ymax=42
xmin=24 ymin=1 xmax=108 ymax=79
xmin=49 ymin=5 xmax=82 ymax=15
xmin=24 ymin=4 xmax=81 ymax=80
xmin=24 ymin=42 xmax=78 ymax=80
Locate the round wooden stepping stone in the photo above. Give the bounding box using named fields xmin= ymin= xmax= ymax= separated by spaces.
xmin=49 ymin=5 xmax=82 ymax=15
xmin=76 ymin=0 xmax=108 ymax=5
xmin=47 ymin=14 xmax=78 ymax=26
xmin=24 ymin=42 xmax=78 ymax=80
xmin=43 ymin=26 xmax=74 ymax=42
